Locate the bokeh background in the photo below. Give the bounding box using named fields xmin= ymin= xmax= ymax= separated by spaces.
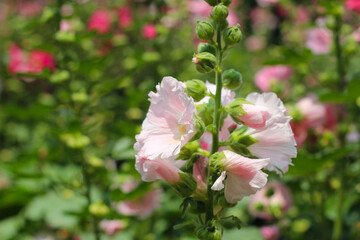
xmin=0 ymin=0 xmax=359 ymax=239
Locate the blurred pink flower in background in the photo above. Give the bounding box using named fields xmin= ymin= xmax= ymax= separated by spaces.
xmin=8 ymin=45 xmax=56 ymax=81
xmin=254 ymin=65 xmax=293 ymax=92
xmin=227 ymin=10 xmax=240 ymax=26
xmin=188 ymin=0 xmax=212 ymax=16
xmin=60 ymin=20 xmax=73 ymax=32
xmin=256 ymin=0 xmax=279 ymax=7
xmin=353 ymin=27 xmax=360 ymax=42
xmin=116 ymin=182 xmax=161 ymax=219
xmin=261 ymin=226 xmax=281 ymax=240
xmin=100 ymin=220 xmax=125 ymax=236
xmin=346 ymin=0 xmax=360 ymax=12
xmin=87 ymin=10 xmax=112 ymax=34
xmin=245 ymin=35 xmax=265 ymax=52
xmin=16 ymin=1 xmax=43 ymax=17
xmin=305 ymin=28 xmax=332 ymax=54
xmin=251 ymin=7 xmax=278 ymax=31
xmin=296 ymin=95 xmax=326 ymax=129
xmin=142 ymin=24 xmax=157 ymax=39
xmin=295 ymin=6 xmax=311 ymax=25
xmin=117 ymin=6 xmax=133 ymax=28
xmin=249 ymin=181 xmax=293 ymax=220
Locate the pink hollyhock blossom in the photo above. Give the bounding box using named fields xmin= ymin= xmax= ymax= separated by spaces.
xmin=142 ymin=24 xmax=157 ymax=39
xmin=117 ymin=6 xmax=132 ymax=28
xmin=227 ymin=10 xmax=239 ymax=26
xmin=261 ymin=226 xmax=281 ymax=240
xmin=249 ymin=181 xmax=293 ymax=220
xmin=295 ymin=6 xmax=311 ymax=25
xmin=87 ymin=10 xmax=112 ymax=34
xmin=193 ymin=157 xmax=207 ymax=193
xmin=296 ymin=96 xmax=326 ymax=129
xmin=16 ymin=1 xmax=43 ymax=17
xmin=60 ymin=20 xmax=73 ymax=32
xmin=200 ymin=81 xmax=235 ymax=106
xmin=238 ymin=104 xmax=271 ymax=129
xmin=116 ymin=182 xmax=161 ymax=219
xmin=245 ymin=35 xmax=265 ymax=52
xmin=254 ymin=65 xmax=292 ymax=92
xmin=211 ymin=150 xmax=269 ymax=204
xmin=8 ymin=45 xmax=56 ymax=81
xmin=135 ymin=77 xmax=196 ymax=160
xmin=188 ymin=0 xmax=212 ymax=16
xmin=290 ymin=121 xmax=308 ymax=147
xmin=346 ymin=0 xmax=360 ymax=12
xmin=245 ymin=93 xmax=297 ymax=175
xmin=135 ymin=149 xmax=182 ymax=184
xmin=256 ymin=0 xmax=279 ymax=7
xmin=305 ymin=28 xmax=332 ymax=55
xmin=100 ymin=220 xmax=125 ymax=236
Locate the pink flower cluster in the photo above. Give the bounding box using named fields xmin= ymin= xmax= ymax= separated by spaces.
xmin=305 ymin=28 xmax=332 ymax=55
xmin=7 ymin=45 xmax=56 ymax=81
xmin=346 ymin=0 xmax=360 ymax=12
xmin=134 ymin=76 xmax=297 ymax=204
xmin=254 ymin=65 xmax=293 ymax=92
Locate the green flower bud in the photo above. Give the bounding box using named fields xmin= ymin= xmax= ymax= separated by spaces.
xmin=226 ymin=99 xmax=249 ymax=121
xmin=212 ymin=4 xmax=229 ymax=21
xmin=223 ymin=69 xmax=242 ymax=90
xmin=178 ymin=141 xmax=200 ymax=160
xmin=204 ymin=0 xmax=218 ymax=6
xmin=89 ymin=202 xmax=110 ymax=216
xmin=223 ymin=24 xmax=242 ymax=46
xmin=196 ymin=103 xmax=214 ymax=126
xmin=192 ymin=52 xmax=216 ymax=73
xmin=212 ymin=19 xmax=228 ymax=31
xmin=221 ymin=0 xmax=232 ymax=6
xmin=209 ymin=152 xmax=225 ymax=170
xmin=191 ymin=115 xmax=206 ymax=141
xmin=185 ymin=79 xmax=207 ymax=102
xmin=197 ymin=42 xmax=216 ymax=55
xmin=173 ymin=173 xmax=197 ymax=197
xmin=196 ymin=21 xmax=215 ymax=41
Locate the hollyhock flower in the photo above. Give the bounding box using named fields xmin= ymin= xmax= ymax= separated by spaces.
xmin=238 ymin=104 xmax=271 ymax=129
xmin=135 ymin=150 xmax=182 ymax=184
xmin=249 ymin=181 xmax=293 ymax=220
xmin=188 ymin=0 xmax=212 ymax=16
xmin=87 ymin=10 xmax=112 ymax=34
xmin=251 ymin=8 xmax=278 ymax=31
xmin=254 ymin=65 xmax=293 ymax=92
xmin=353 ymin=27 xmax=360 ymax=42
xmin=100 ymin=220 xmax=125 ymax=236
xmin=193 ymin=157 xmax=207 ymax=193
xmin=16 ymin=1 xmax=44 ymax=17
xmin=295 ymin=6 xmax=311 ymax=25
xmin=245 ymin=35 xmax=265 ymax=52
xmin=117 ymin=6 xmax=132 ymax=28
xmin=227 ymin=10 xmax=239 ymax=26
xmin=116 ymin=182 xmax=161 ymax=219
xmin=142 ymin=24 xmax=157 ymax=39
xmin=256 ymin=0 xmax=279 ymax=7
xmin=296 ymin=96 xmax=326 ymax=129
xmin=211 ymin=150 xmax=269 ymax=204
xmin=305 ymin=28 xmax=332 ymax=55
xmin=346 ymin=0 xmax=360 ymax=12
xmin=135 ymin=76 xmax=196 ymax=160
xmin=28 ymin=50 xmax=56 ymax=73
xmin=261 ymin=226 xmax=281 ymax=240
xmin=290 ymin=120 xmax=308 ymax=147
xmin=8 ymin=45 xmax=28 ymax=75
xmin=244 ymin=93 xmax=297 ymax=174
xmin=200 ymin=81 xmax=235 ymax=106
xmin=60 ymin=20 xmax=73 ymax=32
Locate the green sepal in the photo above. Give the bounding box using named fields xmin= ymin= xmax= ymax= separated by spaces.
xmin=178 ymin=141 xmax=201 ymax=160
xmin=173 ymin=173 xmax=197 ymax=197
xmin=198 ymin=42 xmax=217 ymax=55
xmin=190 ymin=115 xmax=206 ymax=141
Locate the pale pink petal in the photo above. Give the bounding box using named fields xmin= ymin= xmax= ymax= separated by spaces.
xmin=211 ymin=171 xmax=226 ymax=191
xmin=238 ymin=104 xmax=271 ymax=129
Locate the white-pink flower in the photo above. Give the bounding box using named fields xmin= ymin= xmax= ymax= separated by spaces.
xmin=254 ymin=65 xmax=292 ymax=92
xmin=245 ymin=93 xmax=297 ymax=174
xmin=305 ymin=28 xmax=332 ymax=55
xmin=211 ymin=150 xmax=269 ymax=204
xmin=135 ymin=76 xmax=196 ymax=160
xmin=116 ymin=182 xmax=161 ymax=219
xmin=100 ymin=220 xmax=125 ymax=236
xmin=238 ymin=104 xmax=271 ymax=129
xmin=296 ymin=95 xmax=326 ymax=129
xmin=200 ymin=81 xmax=235 ymax=106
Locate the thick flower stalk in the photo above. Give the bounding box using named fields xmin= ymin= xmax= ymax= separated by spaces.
xmin=134 ymin=0 xmax=297 ymax=239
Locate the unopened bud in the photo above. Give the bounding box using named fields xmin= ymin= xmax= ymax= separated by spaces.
xmin=198 ymin=42 xmax=216 ymax=55
xmin=178 ymin=141 xmax=200 ymax=160
xmin=212 ymin=19 xmax=228 ymax=31
xmin=223 ymin=69 xmax=242 ymax=90
xmin=89 ymin=202 xmax=110 ymax=216
xmin=226 ymin=99 xmax=249 ymax=121
xmin=223 ymin=25 xmax=242 ymax=46
xmin=221 ymin=0 xmax=232 ymax=6
xmin=173 ymin=173 xmax=197 ymax=197
xmin=204 ymin=0 xmax=218 ymax=6
xmin=209 ymin=152 xmax=225 ymax=170
xmin=196 ymin=21 xmax=214 ymax=41
xmin=212 ymin=4 xmax=229 ymax=21
xmin=185 ymin=80 xmax=207 ymax=102
xmin=191 ymin=115 xmax=206 ymax=141
xmin=192 ymin=52 xmax=216 ymax=73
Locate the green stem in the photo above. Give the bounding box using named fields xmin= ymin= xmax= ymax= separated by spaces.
xmin=82 ymin=155 xmax=101 ymax=240
xmin=332 ymin=15 xmax=346 ymax=240
xmin=206 ymin=26 xmax=223 ymax=223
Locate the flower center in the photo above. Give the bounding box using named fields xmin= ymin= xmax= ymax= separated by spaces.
xmin=178 ymin=124 xmax=187 ymax=135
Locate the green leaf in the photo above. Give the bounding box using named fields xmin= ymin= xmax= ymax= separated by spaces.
xmin=0 ymin=216 xmax=24 ymax=240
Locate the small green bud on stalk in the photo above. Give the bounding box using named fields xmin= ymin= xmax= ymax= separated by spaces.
xmin=173 ymin=173 xmax=197 ymax=197
xmin=212 ymin=19 xmax=228 ymax=31
xmin=178 ymin=141 xmax=201 ymax=160
xmin=196 ymin=21 xmax=215 ymax=41
xmin=223 ymin=69 xmax=242 ymax=90
xmin=197 ymin=42 xmax=217 ymax=55
xmin=192 ymin=52 xmax=216 ymax=73
xmin=221 ymin=0 xmax=232 ymax=6
xmin=204 ymin=0 xmax=218 ymax=6
xmin=185 ymin=79 xmax=207 ymax=102
xmin=212 ymin=4 xmax=229 ymax=21
xmin=223 ymin=24 xmax=242 ymax=46
xmin=191 ymin=115 xmax=206 ymax=141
